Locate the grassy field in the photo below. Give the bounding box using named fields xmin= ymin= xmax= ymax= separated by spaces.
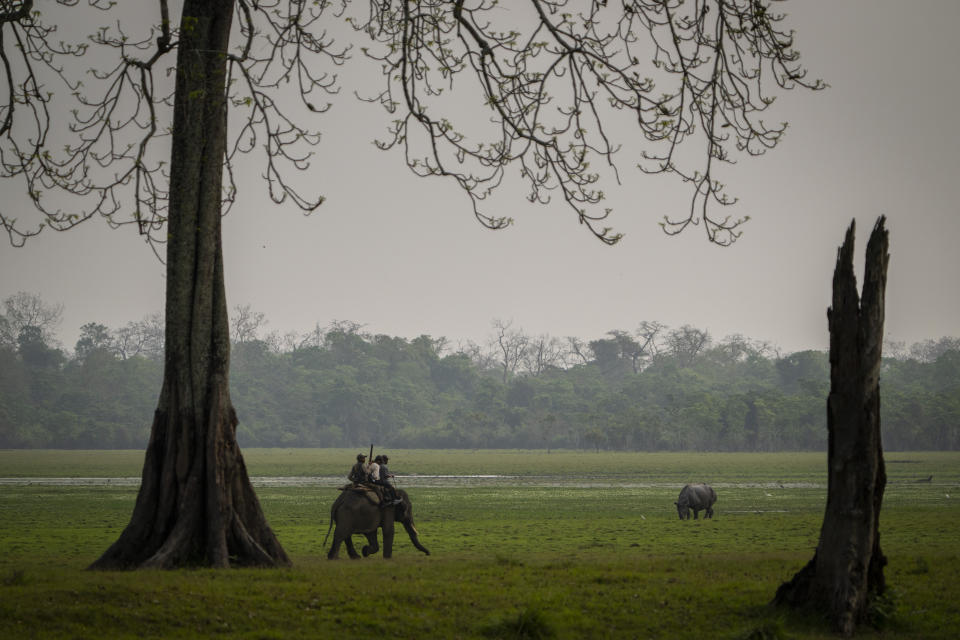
xmin=1 ymin=449 xmax=958 ymax=639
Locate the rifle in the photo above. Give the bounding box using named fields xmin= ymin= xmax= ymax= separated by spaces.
xmin=366 ymin=443 xmax=374 ymax=482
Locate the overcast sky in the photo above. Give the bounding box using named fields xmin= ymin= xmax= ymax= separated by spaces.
xmin=1 ymin=1 xmax=958 ymax=355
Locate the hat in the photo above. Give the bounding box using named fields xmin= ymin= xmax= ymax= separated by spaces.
xmin=356 ymin=453 xmax=366 ymax=461
xmin=381 ymin=455 xmax=389 ymax=463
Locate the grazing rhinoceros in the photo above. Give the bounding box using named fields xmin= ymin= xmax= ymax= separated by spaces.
xmin=675 ymin=483 xmax=716 ymax=520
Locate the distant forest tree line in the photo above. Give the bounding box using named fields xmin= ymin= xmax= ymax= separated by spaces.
xmin=1 ymin=293 xmax=957 ymax=452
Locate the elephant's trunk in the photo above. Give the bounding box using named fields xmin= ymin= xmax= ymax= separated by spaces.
xmin=402 ymin=520 xmax=430 ymax=555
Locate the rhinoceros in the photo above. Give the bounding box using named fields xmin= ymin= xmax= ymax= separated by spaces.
xmin=675 ymin=483 xmax=716 ymax=520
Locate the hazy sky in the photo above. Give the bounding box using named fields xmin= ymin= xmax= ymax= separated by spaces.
xmin=1 ymin=1 xmax=958 ymax=355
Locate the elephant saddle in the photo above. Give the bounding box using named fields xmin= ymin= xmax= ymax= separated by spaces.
xmin=339 ymin=483 xmax=383 ymax=506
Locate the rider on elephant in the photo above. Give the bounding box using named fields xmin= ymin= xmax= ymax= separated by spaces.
xmin=325 ymin=484 xmax=429 ymax=559
xmin=367 ymin=455 xmax=381 ymax=484
xmin=348 ymin=453 xmax=368 ymax=485
xmin=378 ymin=454 xmax=401 ymax=505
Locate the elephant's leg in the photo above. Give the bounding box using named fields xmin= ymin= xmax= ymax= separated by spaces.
xmin=382 ymin=521 xmax=395 ymax=559
xmin=328 ymin=528 xmax=345 ymax=560
xmin=706 ymin=506 xmax=714 ymax=518
xmin=361 ymin=532 xmax=380 ymax=557
xmin=693 ymin=508 xmax=700 ymax=520
xmin=344 ymin=536 xmax=362 ymax=559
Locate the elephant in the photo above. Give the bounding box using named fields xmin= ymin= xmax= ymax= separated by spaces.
xmin=323 ymin=486 xmax=430 ymax=559
xmin=675 ymin=483 xmax=717 ymax=520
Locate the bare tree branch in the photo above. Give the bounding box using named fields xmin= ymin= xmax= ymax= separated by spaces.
xmin=1 ymin=1 xmax=821 ymax=252
xmin=358 ymin=0 xmax=822 ymax=245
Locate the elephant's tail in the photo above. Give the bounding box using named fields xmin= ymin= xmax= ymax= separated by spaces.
xmin=322 ymin=517 xmax=334 ymax=547
xmin=322 ymin=494 xmax=342 ymax=547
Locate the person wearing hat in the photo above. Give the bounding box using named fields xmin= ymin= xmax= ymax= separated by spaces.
xmin=377 ymin=454 xmax=402 ymax=505
xmin=348 ymin=453 xmax=368 ymax=485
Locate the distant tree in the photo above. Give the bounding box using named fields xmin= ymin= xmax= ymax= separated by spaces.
xmin=75 ymin=323 xmax=115 ymax=361
xmin=715 ymin=333 xmax=778 ymax=364
xmin=490 ymin=319 xmax=529 ymax=383
xmin=908 ymin=337 xmax=960 ymax=363
xmin=522 ymin=334 xmax=566 ymax=376
xmin=565 ymin=337 xmax=592 ymax=366
xmin=582 ymin=426 xmax=607 ymax=453
xmin=432 ymin=352 xmax=479 ymax=395
xmin=0 ymin=1 xmax=820 ymax=569
xmin=0 ymin=316 xmax=10 ymax=352
xmin=608 ymin=330 xmax=644 ymax=373
xmin=0 ymin=292 xmax=63 ymax=349
xmin=323 ymin=321 xmax=370 ymax=366
xmin=538 ymin=412 xmax=560 ymax=452
xmin=600 ymin=328 xmax=667 ymax=374
xmin=113 ymin=313 xmax=165 ymax=361
xmin=881 ymin=338 xmax=907 ymax=361
xmin=458 ymin=339 xmax=498 ymax=373
xmin=17 ymin=325 xmax=65 ymax=369
xmin=666 ymin=325 xmax=711 ymax=367
xmin=635 ymin=321 xmax=667 ymax=365
xmin=411 ymin=334 xmax=448 ymax=361
xmin=776 ymin=350 xmax=828 ymax=395
xmin=588 ymin=334 xmax=630 ymax=374
xmin=231 ymin=304 xmax=268 ymax=345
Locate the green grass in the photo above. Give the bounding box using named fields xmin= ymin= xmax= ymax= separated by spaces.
xmin=1 ymin=450 xmax=958 ymax=639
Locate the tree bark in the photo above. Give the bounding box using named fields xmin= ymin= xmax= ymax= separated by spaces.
xmin=89 ymin=0 xmax=290 ymax=569
xmin=773 ymin=217 xmax=889 ymax=635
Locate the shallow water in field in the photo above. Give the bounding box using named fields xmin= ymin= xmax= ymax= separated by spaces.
xmin=4 ymin=474 xmax=957 ymax=500
xmin=0 ymin=474 xmax=825 ymax=488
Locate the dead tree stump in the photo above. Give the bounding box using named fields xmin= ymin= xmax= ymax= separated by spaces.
xmin=773 ymin=217 xmax=889 ymax=636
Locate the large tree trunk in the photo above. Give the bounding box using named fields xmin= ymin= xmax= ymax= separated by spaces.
xmin=773 ymin=218 xmax=889 ymax=635
xmin=89 ymin=0 xmax=290 ymax=569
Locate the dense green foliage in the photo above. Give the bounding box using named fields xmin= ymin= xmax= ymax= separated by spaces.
xmin=1 ymin=450 xmax=958 ymax=639
xmin=1 ymin=299 xmax=958 ymax=450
